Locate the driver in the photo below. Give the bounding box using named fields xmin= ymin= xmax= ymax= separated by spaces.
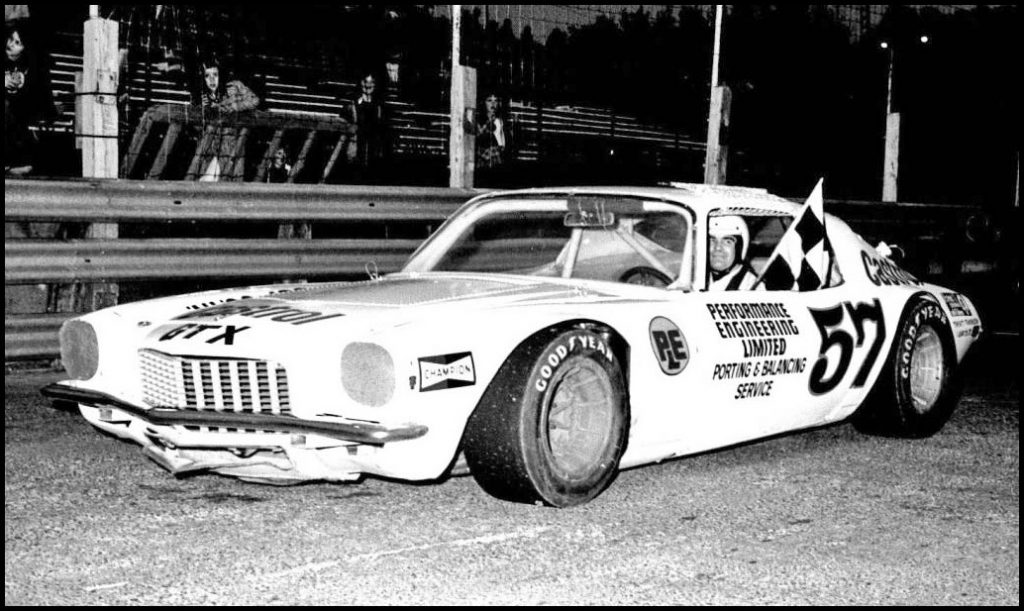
xmin=708 ymin=215 xmax=757 ymax=290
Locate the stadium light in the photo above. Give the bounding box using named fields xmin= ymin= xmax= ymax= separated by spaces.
xmin=880 ymin=34 xmax=930 ymax=115
xmin=879 ymin=33 xmax=930 ymax=201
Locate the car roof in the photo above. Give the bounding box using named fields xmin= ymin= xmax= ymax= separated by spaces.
xmin=478 ymin=183 xmax=801 ymax=217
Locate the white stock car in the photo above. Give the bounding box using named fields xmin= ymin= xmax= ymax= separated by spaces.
xmin=43 ymin=184 xmax=984 ymax=507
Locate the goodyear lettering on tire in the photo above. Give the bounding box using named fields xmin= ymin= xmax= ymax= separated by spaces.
xmin=899 ymin=302 xmax=946 ymax=381
xmin=534 ymin=332 xmax=613 ymax=392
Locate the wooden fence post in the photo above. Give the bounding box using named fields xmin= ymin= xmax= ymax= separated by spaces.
xmin=449 ymin=65 xmax=477 ymax=189
xmin=883 ymin=112 xmax=900 ymax=202
xmin=80 ymin=15 xmax=119 ymax=179
xmin=704 ymin=85 xmax=731 ymax=185
xmin=78 ymin=13 xmax=120 ymax=311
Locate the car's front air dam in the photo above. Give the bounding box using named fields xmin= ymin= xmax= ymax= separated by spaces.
xmin=41 ymin=383 xmax=427 ymax=445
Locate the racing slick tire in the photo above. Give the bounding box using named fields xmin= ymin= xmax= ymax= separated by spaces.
xmin=463 ymin=326 xmax=629 ymax=507
xmin=853 ymin=299 xmax=962 ymax=438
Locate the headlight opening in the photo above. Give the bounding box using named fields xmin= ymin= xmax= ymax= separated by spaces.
xmin=59 ymin=320 xmax=99 ymax=380
xmin=341 ymin=343 xmax=396 ymax=407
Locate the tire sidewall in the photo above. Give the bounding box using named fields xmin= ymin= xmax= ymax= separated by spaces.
xmin=892 ymin=300 xmax=957 ymax=436
xmin=518 ymin=329 xmax=628 ymax=507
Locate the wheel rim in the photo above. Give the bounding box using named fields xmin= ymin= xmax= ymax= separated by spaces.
xmin=909 ymin=324 xmax=945 ymax=413
xmin=544 ymin=357 xmax=617 ymax=480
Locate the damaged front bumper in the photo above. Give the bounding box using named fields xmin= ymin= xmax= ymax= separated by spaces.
xmin=42 ymin=383 xmax=428 ymax=445
xmin=41 ymin=383 xmax=431 ymax=484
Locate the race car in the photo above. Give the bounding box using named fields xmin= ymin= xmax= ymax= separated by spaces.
xmin=43 ymin=183 xmax=984 ymax=507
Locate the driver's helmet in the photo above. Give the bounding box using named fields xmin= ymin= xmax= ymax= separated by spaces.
xmin=709 ymin=215 xmax=750 ymax=259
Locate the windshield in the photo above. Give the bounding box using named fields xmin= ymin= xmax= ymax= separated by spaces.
xmin=404 ymin=196 xmax=694 ymax=288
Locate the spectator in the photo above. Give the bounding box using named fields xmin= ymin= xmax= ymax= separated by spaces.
xmin=265 ymin=146 xmax=292 ymax=183
xmin=5 ymin=20 xmax=54 ymax=176
xmin=385 ymin=49 xmax=402 ymax=94
xmin=194 ymin=58 xmax=260 ymax=181
xmin=475 ymin=92 xmax=509 ymax=170
xmin=345 ymin=72 xmax=388 ymax=182
xmin=194 ymin=58 xmax=260 ymax=113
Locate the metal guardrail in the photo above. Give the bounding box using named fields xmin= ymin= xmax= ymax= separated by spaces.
xmin=5 ymin=179 xmax=1014 ymax=361
xmin=5 ymin=239 xmax=422 ymax=284
xmin=4 ymin=179 xmax=473 ymax=223
xmin=5 ymin=179 xmax=479 ymax=361
xmin=5 ymin=314 xmax=67 ymax=361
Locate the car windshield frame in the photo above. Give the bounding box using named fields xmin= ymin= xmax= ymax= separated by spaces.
xmin=402 ymin=195 xmax=697 ymax=290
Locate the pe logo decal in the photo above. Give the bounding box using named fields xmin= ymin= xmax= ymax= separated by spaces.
xmin=649 ymin=317 xmax=689 ymax=375
xmin=419 ymin=352 xmax=476 ymax=392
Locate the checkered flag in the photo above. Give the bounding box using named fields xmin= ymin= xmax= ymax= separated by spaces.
xmin=755 ymin=179 xmax=829 ymax=291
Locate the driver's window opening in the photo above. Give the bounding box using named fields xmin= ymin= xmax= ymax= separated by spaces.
xmin=431 ymin=198 xmax=692 ymax=288
xmin=706 ymin=211 xmax=844 ymax=291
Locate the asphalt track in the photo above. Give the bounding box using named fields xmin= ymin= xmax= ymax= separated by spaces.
xmin=4 ymin=335 xmax=1018 ymax=605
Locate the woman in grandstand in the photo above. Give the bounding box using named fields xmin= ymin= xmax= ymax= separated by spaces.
xmin=195 ymin=57 xmax=260 ymax=113
xmin=193 ymin=57 xmax=260 ymax=181
xmin=475 ymin=92 xmax=509 ymax=170
xmin=5 ymin=20 xmax=55 ymax=175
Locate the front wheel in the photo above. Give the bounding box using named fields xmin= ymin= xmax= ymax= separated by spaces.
xmin=463 ymin=327 xmax=629 ymax=507
xmin=853 ymin=299 xmax=961 ymax=438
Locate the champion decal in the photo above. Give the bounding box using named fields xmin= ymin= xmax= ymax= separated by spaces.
xmin=418 ymin=352 xmax=476 ymax=392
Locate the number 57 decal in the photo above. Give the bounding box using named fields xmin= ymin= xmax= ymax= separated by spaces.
xmin=808 ymin=299 xmax=886 ymax=395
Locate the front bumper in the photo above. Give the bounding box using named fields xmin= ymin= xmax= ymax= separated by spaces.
xmin=41 ymin=383 xmax=428 ymax=445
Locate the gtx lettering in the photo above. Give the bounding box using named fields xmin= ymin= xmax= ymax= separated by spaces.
xmin=158 ymin=323 xmax=250 ymax=345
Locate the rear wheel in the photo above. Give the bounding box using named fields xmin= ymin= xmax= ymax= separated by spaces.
xmin=463 ymin=327 xmax=629 ymax=507
xmin=853 ymin=299 xmax=961 ymax=437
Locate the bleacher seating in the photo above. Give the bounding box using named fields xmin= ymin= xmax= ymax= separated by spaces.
xmin=39 ymin=31 xmax=704 ymax=181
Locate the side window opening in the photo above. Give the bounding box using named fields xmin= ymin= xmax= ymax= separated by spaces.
xmin=420 ymin=198 xmax=694 ymax=289
xmin=707 ymin=212 xmax=844 ymax=291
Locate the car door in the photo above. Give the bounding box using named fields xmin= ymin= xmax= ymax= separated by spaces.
xmin=648 ymin=208 xmax=887 ymax=455
xmin=683 ymin=287 xmax=838 ymax=449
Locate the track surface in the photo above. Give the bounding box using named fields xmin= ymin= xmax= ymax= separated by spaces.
xmin=5 ymin=336 xmax=1018 ymax=605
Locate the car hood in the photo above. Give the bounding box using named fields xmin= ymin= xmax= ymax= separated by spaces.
xmin=281 ymin=272 xmax=637 ymax=309
xmin=270 ymin=273 xmax=541 ymax=307
xmin=141 ymin=273 xmax=648 ymax=348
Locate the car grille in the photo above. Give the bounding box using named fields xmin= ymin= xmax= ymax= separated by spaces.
xmin=139 ymin=349 xmax=291 ymax=414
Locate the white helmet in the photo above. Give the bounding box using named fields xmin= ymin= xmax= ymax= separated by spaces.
xmin=709 ymin=215 xmax=750 ymax=259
